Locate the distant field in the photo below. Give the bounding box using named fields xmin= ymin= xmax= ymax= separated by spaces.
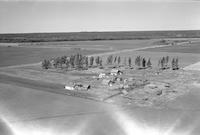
xmin=19 ymin=39 xmax=157 ymax=50
xmin=0 ymin=46 xmax=108 ymax=67
xmin=1 ymin=30 xmax=200 ymax=43
xmin=0 ymin=39 xmax=157 ymax=67
xmin=141 ymin=42 xmax=200 ymax=54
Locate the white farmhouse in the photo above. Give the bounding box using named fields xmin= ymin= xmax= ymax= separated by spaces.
xmin=64 ymin=85 xmax=74 ymax=91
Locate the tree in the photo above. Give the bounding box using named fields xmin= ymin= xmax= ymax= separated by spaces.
xmin=42 ymin=59 xmax=51 ymax=69
xmin=142 ymin=58 xmax=146 ymax=68
xmin=114 ymin=56 xmax=117 ymax=64
xmin=70 ymin=55 xmax=75 ymax=68
xmin=74 ymin=53 xmax=84 ymax=70
xmin=117 ymin=56 xmax=121 ymax=65
xmin=147 ymin=58 xmax=152 ymax=68
xmin=65 ymin=58 xmax=70 ymax=70
xmin=160 ymin=57 xmax=165 ymax=69
xmin=158 ymin=59 xmax=161 ymax=69
xmin=95 ymin=56 xmax=100 ymax=66
xmin=165 ymin=56 xmax=169 ymax=68
xmin=106 ymin=55 xmax=113 ymax=65
xmin=55 ymin=57 xmax=62 ymax=68
xmin=85 ymin=56 xmax=89 ymax=68
xmin=172 ymin=58 xmax=176 ymax=70
xmin=128 ymin=57 xmax=132 ymax=67
xmin=90 ymin=56 xmax=94 ymax=67
xmin=74 ymin=54 xmax=80 ymax=69
xmin=99 ymin=58 xmax=103 ymax=67
xmin=135 ymin=56 xmax=141 ymax=68
xmin=172 ymin=57 xmax=179 ymax=70
xmin=175 ymin=57 xmax=179 ymax=70
xmin=61 ymin=56 xmax=66 ymax=64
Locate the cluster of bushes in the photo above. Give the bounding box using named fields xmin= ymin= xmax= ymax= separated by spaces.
xmin=42 ymin=53 xmax=103 ymax=70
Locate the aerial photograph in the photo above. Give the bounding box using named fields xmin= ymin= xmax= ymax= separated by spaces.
xmin=0 ymin=0 xmax=200 ymax=135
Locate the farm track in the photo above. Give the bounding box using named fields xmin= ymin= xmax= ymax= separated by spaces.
xmin=88 ymin=44 xmax=173 ymax=57
xmin=184 ymin=62 xmax=200 ymax=71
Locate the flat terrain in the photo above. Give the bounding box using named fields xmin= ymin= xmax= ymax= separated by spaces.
xmin=142 ymin=41 xmax=200 ymax=54
xmin=0 ymin=46 xmax=108 ymax=67
xmin=1 ymin=37 xmax=200 ymax=135
xmin=1 ymin=30 xmax=200 ymax=42
xmin=0 ymin=39 xmax=157 ymax=67
xmin=1 ymin=80 xmax=200 ymax=135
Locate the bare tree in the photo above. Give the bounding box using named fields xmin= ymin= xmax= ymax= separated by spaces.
xmin=99 ymin=58 xmax=103 ymax=67
xmin=90 ymin=56 xmax=94 ymax=67
xmin=117 ymin=56 xmax=121 ymax=65
xmin=106 ymin=55 xmax=113 ymax=65
xmin=142 ymin=58 xmax=146 ymax=68
xmin=42 ymin=59 xmax=51 ymax=69
xmin=114 ymin=56 xmax=117 ymax=64
xmin=147 ymin=58 xmax=152 ymax=68
xmin=135 ymin=56 xmax=141 ymax=68
xmin=128 ymin=57 xmax=132 ymax=67
xmin=85 ymin=56 xmax=89 ymax=68
xmin=95 ymin=56 xmax=100 ymax=66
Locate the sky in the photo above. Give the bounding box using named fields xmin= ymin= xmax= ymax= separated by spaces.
xmin=0 ymin=0 xmax=200 ymax=33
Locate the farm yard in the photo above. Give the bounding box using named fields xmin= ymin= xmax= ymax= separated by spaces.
xmin=1 ymin=35 xmax=200 ymax=135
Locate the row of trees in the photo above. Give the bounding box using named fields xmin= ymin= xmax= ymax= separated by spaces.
xmin=42 ymin=54 xmax=179 ymax=70
xmin=42 ymin=54 xmax=103 ymax=70
xmin=158 ymin=56 xmax=179 ymax=70
xmin=106 ymin=55 xmax=178 ymax=70
xmin=135 ymin=56 xmax=152 ymax=69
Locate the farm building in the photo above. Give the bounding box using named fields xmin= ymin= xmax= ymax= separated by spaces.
xmin=65 ymin=83 xmax=91 ymax=91
xmin=74 ymin=83 xmax=91 ymax=91
xmin=99 ymin=73 xmax=106 ymax=78
xmin=110 ymin=69 xmax=123 ymax=76
xmin=64 ymin=85 xmax=74 ymax=91
xmin=102 ymin=79 xmax=114 ymax=86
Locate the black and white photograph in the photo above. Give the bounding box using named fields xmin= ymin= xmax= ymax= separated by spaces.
xmin=0 ymin=0 xmax=200 ymax=135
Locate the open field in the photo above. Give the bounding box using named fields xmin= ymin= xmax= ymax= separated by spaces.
xmin=1 ymin=38 xmax=200 ymax=107
xmin=0 ymin=39 xmax=161 ymax=67
xmin=1 ymin=37 xmax=200 ymax=135
xmin=0 ymin=46 xmax=108 ymax=67
xmin=141 ymin=40 xmax=200 ymax=54
xmin=18 ymin=39 xmax=157 ymax=50
xmin=1 ymin=30 xmax=200 ymax=42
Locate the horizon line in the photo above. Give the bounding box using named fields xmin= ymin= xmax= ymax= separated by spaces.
xmin=1 ymin=29 xmax=200 ymax=35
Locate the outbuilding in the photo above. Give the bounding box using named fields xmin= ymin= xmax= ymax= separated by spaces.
xmin=64 ymin=85 xmax=75 ymax=91
xmin=99 ymin=73 xmax=106 ymax=78
xmin=102 ymin=79 xmax=114 ymax=86
xmin=110 ymin=69 xmax=123 ymax=76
